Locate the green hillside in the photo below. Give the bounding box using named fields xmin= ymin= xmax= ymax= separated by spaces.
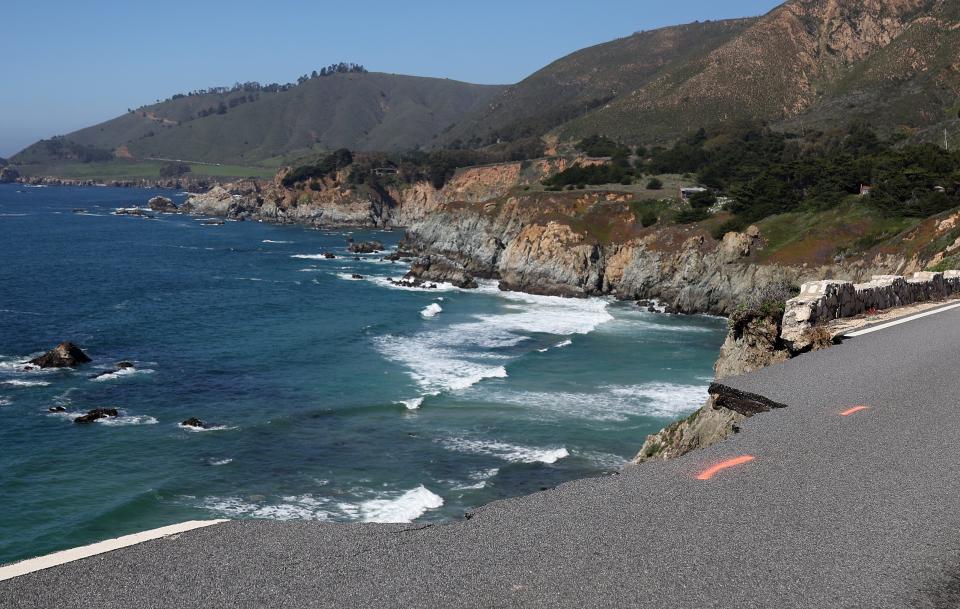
xmin=444 ymin=0 xmax=958 ymax=148
xmin=12 ymin=72 xmax=505 ymax=173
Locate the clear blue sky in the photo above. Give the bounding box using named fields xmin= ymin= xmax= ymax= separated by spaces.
xmin=0 ymin=0 xmax=781 ymax=157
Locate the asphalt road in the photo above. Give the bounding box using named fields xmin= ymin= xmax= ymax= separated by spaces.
xmin=4 ymin=307 xmax=960 ymax=608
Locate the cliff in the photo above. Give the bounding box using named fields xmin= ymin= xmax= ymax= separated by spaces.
xmin=401 ymin=191 xmax=917 ymax=315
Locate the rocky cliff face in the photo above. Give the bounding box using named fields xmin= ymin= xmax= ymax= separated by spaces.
xmin=180 ymin=158 xmax=579 ymax=230
xmin=402 ymin=193 xmax=911 ymax=315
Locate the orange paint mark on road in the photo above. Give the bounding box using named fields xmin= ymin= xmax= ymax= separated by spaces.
xmin=840 ymin=405 xmax=870 ymax=416
xmin=696 ymin=455 xmax=755 ymax=480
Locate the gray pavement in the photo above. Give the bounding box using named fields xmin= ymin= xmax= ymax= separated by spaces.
xmin=4 ymin=307 xmax=960 ymax=608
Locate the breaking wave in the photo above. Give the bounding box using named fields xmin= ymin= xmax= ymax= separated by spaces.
xmin=439 ymin=437 xmax=569 ymax=464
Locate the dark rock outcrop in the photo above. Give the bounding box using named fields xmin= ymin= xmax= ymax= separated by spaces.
xmin=148 ymin=196 xmax=178 ymax=213
xmin=348 ymin=241 xmax=384 ymax=254
xmin=28 ymin=342 xmax=92 ymax=368
xmin=406 ymin=255 xmax=477 ymax=289
xmin=48 ymin=406 xmax=66 ymax=413
xmin=0 ymin=167 xmax=19 ymax=183
xmin=74 ymin=408 xmax=119 ymax=424
xmin=181 ymin=417 xmax=211 ymax=429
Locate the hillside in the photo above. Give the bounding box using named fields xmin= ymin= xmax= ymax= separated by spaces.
xmin=12 ymin=72 xmax=505 ymax=171
xmin=444 ymin=0 xmax=959 ymax=146
xmin=10 ymin=0 xmax=959 ymax=181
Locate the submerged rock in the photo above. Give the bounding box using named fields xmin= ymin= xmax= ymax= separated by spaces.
xmin=74 ymin=408 xmax=119 ymax=424
xmin=148 ymin=196 xmax=178 ymax=213
xmin=323 ymin=252 xmax=336 ymax=259
xmin=116 ymin=361 xmax=134 ymax=369
xmin=28 ymin=342 xmax=92 ymax=368
xmin=181 ymin=417 xmax=211 ymax=429
xmin=48 ymin=406 xmax=66 ymax=413
xmin=351 ymin=274 xmax=365 ymax=280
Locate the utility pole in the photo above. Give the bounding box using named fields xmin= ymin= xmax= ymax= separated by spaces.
xmin=945 ymin=128 xmax=950 ymax=151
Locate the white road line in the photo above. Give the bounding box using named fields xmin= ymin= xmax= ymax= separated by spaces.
xmin=844 ymin=302 xmax=960 ymax=337
xmin=0 ymin=519 xmax=228 ymax=581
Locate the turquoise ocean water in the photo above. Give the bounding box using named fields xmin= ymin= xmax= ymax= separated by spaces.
xmin=0 ymin=184 xmax=725 ymax=564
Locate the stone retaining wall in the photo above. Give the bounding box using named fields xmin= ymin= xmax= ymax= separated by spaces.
xmin=781 ymin=271 xmax=960 ymax=349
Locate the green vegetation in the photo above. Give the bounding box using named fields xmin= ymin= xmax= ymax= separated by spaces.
xmin=646 ymin=178 xmax=663 ymax=190
xmin=576 ymin=135 xmax=631 ymax=159
xmin=728 ymin=281 xmax=798 ymax=336
xmin=12 ymin=73 xmax=505 ymax=168
xmin=282 ymin=148 xmax=353 ymax=187
xmin=644 ymin=123 xmax=960 ymax=227
xmin=159 ymin=162 xmax=191 ymax=178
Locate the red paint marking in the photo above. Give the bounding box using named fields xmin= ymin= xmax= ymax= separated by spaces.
xmin=840 ymin=405 xmax=870 ymax=416
xmin=696 ymin=455 xmax=755 ymax=480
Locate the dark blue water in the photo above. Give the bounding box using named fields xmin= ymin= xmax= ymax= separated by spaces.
xmin=0 ymin=184 xmax=726 ymax=564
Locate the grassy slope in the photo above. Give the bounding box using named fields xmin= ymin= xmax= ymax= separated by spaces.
xmin=12 ymin=73 xmax=506 ymax=173
xmin=439 ymin=18 xmax=756 ymax=146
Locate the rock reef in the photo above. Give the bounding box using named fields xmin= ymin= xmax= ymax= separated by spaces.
xmin=27 ymin=342 xmax=91 ymax=368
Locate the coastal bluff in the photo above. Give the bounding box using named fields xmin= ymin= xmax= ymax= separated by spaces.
xmin=636 ymin=269 xmax=960 ymax=464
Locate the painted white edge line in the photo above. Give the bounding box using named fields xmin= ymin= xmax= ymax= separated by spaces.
xmin=0 ymin=519 xmax=228 ymax=581
xmin=844 ymin=302 xmax=960 ymax=337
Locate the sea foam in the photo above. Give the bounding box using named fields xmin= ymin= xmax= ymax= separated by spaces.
xmin=440 ymin=437 xmax=569 ymax=464
xmin=420 ymin=303 xmax=442 ymax=318
xmin=358 ymin=485 xmax=444 ymax=523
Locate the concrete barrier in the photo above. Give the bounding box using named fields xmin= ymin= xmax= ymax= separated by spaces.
xmin=781 ymin=271 xmax=960 ymax=349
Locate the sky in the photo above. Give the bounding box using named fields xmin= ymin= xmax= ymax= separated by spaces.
xmin=0 ymin=0 xmax=782 ymax=157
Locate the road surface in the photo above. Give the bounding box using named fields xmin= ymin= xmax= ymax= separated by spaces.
xmin=3 ymin=305 xmax=960 ymax=608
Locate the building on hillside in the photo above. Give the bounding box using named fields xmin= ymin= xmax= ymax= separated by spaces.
xmin=372 ymin=167 xmax=398 ymax=177
xmin=678 ymin=186 xmax=708 ymax=202
xmin=859 ymin=184 xmax=873 ymax=196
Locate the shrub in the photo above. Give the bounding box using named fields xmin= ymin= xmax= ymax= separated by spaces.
xmin=159 ymin=162 xmax=191 ymax=178
xmin=728 ymin=280 xmax=798 ymax=336
xmin=640 ymin=210 xmax=658 ymax=227
xmin=646 ymin=177 xmax=663 ymax=190
xmin=675 ymin=207 xmax=709 ymax=224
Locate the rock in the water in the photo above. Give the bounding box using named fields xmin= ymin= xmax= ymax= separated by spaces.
xmin=74 ymin=408 xmax=119 ymax=424
xmin=407 ymin=255 xmax=477 ymax=289
xmin=28 ymin=342 xmax=92 ymax=368
xmin=348 ymin=241 xmax=384 ymax=254
xmin=48 ymin=406 xmax=66 ymax=413
xmin=0 ymin=166 xmax=20 ymax=183
xmin=351 ymin=274 xmax=365 ymax=280
xmin=148 ymin=196 xmax=178 ymax=213
xmin=116 ymin=361 xmax=134 ymax=369
xmin=181 ymin=417 xmax=211 ymax=429
xmin=323 ymin=252 xmax=336 ymax=259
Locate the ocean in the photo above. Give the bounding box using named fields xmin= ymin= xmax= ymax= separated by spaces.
xmin=0 ymin=184 xmax=725 ymax=565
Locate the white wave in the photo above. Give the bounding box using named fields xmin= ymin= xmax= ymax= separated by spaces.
xmin=178 ymin=423 xmax=236 ymax=432
xmin=262 ymin=240 xmax=293 ymax=244
xmin=201 ymin=496 xmax=330 ymax=521
xmin=291 ymin=254 xmax=337 ymax=260
xmin=97 ymin=414 xmax=158 ymax=426
xmin=0 ymin=398 xmax=10 ymax=407
xmin=358 ymin=485 xmax=444 ymax=523
xmin=208 ymin=458 xmax=233 ymax=466
xmin=440 ymin=437 xmax=569 ymax=464
xmin=451 ymin=467 xmax=500 ymax=490
xmin=366 ymin=276 xmax=459 ymax=292
xmin=90 ymin=367 xmax=154 ymax=382
xmin=474 ymin=382 xmax=708 ymax=422
xmin=395 ymin=397 xmax=424 ymax=410
xmin=604 ymin=383 xmax=709 ymax=415
xmin=336 ymin=272 xmax=363 ymax=281
xmin=3 ymin=379 xmax=50 ymax=387
xmin=375 ymin=332 xmax=508 ymax=393
xmin=451 ymin=481 xmax=487 ymax=491
xmin=555 ymin=339 xmax=573 ymax=348
xmin=420 ymin=303 xmax=442 ymax=318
